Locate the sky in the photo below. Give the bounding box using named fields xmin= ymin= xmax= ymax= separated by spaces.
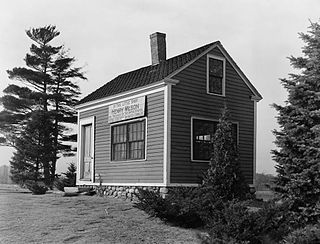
xmin=0 ymin=0 xmax=319 ymax=174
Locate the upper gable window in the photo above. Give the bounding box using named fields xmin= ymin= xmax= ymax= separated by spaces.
xmin=207 ymin=55 xmax=225 ymax=96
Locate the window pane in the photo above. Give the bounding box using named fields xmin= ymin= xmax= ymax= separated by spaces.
xmin=209 ymin=58 xmax=223 ymax=77
xmin=209 ymin=76 xmax=223 ymax=94
xmin=194 ymin=120 xmax=215 ymax=140
xmin=128 ymin=121 xmax=145 ymax=159
xmin=129 ymin=121 xmax=145 ymax=141
xmin=84 ymin=125 xmax=92 ymax=156
xmin=193 ymin=119 xmax=216 ymax=161
xmin=194 ymin=141 xmax=212 ymax=160
xmin=113 ymin=124 xmax=126 ymax=143
xmin=113 ymin=143 xmax=126 ymax=161
xmin=129 ymin=141 xmax=144 ymax=159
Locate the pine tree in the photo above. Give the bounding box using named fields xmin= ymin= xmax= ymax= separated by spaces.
xmin=10 ymin=110 xmax=55 ymax=185
xmin=62 ymin=162 xmax=77 ymax=187
xmin=0 ymin=25 xmax=86 ymax=186
xmin=202 ymin=108 xmax=249 ymax=201
xmin=48 ymin=50 xmax=85 ymax=183
xmin=272 ymin=21 xmax=320 ymax=215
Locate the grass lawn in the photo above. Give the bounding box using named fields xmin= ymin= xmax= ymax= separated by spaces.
xmin=0 ymin=184 xmax=201 ymax=244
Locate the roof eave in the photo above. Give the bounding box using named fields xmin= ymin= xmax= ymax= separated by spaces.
xmin=75 ymin=79 xmax=167 ymax=110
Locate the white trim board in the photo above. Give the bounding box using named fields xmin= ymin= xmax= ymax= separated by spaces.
xmin=163 ymin=83 xmax=174 ymax=186
xmin=252 ymin=100 xmax=257 ymax=186
xmin=163 ymin=85 xmax=168 ymax=185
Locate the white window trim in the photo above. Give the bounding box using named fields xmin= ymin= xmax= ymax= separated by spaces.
xmin=191 ymin=116 xmax=239 ymax=163
xmin=77 ymin=116 xmax=95 ymax=185
xmin=109 ymin=117 xmax=147 ymax=163
xmin=206 ymin=54 xmax=226 ymax=97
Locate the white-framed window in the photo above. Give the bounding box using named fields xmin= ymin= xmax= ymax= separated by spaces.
xmin=111 ymin=118 xmax=146 ymax=161
xmin=207 ymin=54 xmax=226 ymax=96
xmin=191 ymin=117 xmax=238 ymax=162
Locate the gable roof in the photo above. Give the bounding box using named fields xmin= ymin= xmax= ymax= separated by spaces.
xmin=78 ymin=41 xmax=262 ymax=105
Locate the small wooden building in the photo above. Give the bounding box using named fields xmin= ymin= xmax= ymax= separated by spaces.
xmin=76 ymin=33 xmax=262 ymax=195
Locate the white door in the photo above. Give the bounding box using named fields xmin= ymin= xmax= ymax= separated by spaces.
xmin=81 ymin=124 xmax=92 ymax=180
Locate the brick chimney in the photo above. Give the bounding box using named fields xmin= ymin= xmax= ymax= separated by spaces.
xmin=150 ymin=32 xmax=166 ymax=65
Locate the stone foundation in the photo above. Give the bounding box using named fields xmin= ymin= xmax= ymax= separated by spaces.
xmin=85 ymin=185 xmax=169 ymax=201
xmin=78 ymin=184 xmax=255 ymax=201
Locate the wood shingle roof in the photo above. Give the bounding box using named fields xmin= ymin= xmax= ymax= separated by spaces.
xmin=78 ymin=42 xmax=218 ymax=105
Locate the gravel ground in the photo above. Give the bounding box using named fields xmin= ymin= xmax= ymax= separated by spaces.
xmin=0 ymin=184 xmax=200 ymax=244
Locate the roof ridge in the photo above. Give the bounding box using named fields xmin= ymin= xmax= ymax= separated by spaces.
xmin=110 ymin=41 xmax=218 ymax=80
xmin=78 ymin=41 xmax=220 ymax=105
xmin=166 ymin=41 xmax=218 ymax=62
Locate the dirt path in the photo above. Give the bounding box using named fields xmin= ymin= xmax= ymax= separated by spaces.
xmin=0 ymin=185 xmax=200 ymax=244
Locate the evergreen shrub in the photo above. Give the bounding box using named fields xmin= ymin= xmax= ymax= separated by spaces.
xmin=201 ymin=200 xmax=306 ymax=244
xmin=282 ymin=224 xmax=320 ymax=244
xmin=62 ymin=163 xmax=76 ymax=187
xmin=53 ymin=178 xmax=65 ymax=191
xmin=53 ymin=163 xmax=77 ymax=191
xmin=272 ymin=20 xmax=320 ymax=221
xmin=134 ymin=187 xmax=203 ymax=228
xmin=25 ymin=180 xmax=48 ymax=195
xmin=202 ymin=200 xmax=258 ymax=243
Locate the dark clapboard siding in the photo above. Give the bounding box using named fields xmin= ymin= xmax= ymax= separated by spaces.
xmin=170 ymin=47 xmax=255 ymax=184
xmin=79 ymin=91 xmax=164 ymax=184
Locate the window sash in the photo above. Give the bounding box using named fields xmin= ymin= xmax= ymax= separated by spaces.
xmin=111 ymin=120 xmax=145 ymax=161
xmin=209 ymin=76 xmax=223 ymax=95
xmin=208 ymin=57 xmax=224 ymax=95
xmin=192 ymin=119 xmax=238 ymax=161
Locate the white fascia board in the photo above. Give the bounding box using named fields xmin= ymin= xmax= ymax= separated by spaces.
xmin=77 ymin=86 xmax=166 ymax=113
xmin=251 ymin=95 xmax=262 ymax=102
xmin=163 ymin=78 xmax=179 ymax=85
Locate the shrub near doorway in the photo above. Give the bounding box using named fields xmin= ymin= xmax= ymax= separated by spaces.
xmin=25 ymin=180 xmax=48 ymax=195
